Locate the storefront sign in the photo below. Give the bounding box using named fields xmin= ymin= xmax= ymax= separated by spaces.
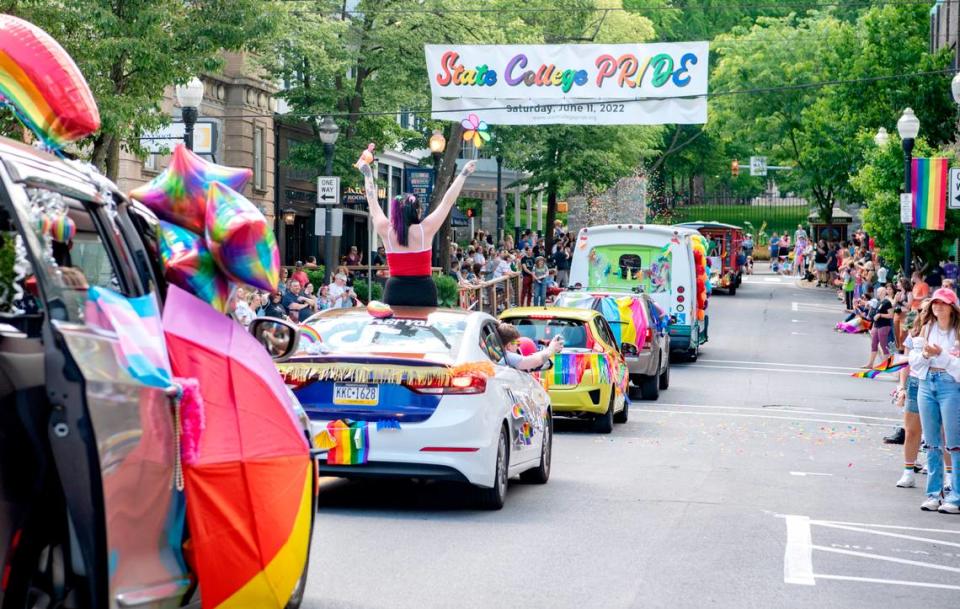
xmin=405 ymin=168 xmax=435 ymax=203
xmin=425 ymin=42 xmax=708 ymax=125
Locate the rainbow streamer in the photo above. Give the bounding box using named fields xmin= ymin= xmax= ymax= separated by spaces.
xmin=0 ymin=16 xmax=100 ymax=148
xmin=912 ymin=157 xmax=948 ymax=231
xmin=325 ymin=420 xmax=369 ymax=465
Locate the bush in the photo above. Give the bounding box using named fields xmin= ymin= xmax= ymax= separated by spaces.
xmin=352 ymin=279 xmax=383 ymax=304
xmin=304 ymin=267 xmax=325 ymax=291
xmin=434 ymin=275 xmax=459 ymax=307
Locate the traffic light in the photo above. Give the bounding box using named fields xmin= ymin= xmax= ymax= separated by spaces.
xmin=465 ymin=208 xmax=474 ymax=218
xmin=731 ymin=159 xmax=739 ymax=177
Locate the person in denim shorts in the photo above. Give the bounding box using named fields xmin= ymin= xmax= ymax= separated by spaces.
xmin=896 ymin=301 xmax=932 ymax=488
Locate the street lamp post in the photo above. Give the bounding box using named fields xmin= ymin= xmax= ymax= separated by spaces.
xmin=174 ymin=77 xmax=204 ymax=151
xmin=318 ymin=116 xmax=340 ymax=285
xmin=495 ymin=153 xmax=504 ymax=246
xmin=428 ymin=130 xmax=447 ymax=267
xmin=897 ymin=108 xmax=920 ymax=279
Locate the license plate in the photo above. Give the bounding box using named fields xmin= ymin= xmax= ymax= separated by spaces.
xmin=333 ymin=383 xmax=379 ymax=406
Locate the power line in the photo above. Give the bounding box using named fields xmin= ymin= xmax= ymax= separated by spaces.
xmin=184 ymin=67 xmax=957 ymax=121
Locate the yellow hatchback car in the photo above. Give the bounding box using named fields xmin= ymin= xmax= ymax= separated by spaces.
xmin=499 ymin=307 xmax=629 ymax=434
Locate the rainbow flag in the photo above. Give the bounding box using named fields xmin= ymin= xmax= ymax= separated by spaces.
xmin=325 ymin=420 xmax=369 ymax=465
xmin=912 ymin=157 xmax=948 ymax=231
xmin=851 ymin=356 xmax=907 ymax=379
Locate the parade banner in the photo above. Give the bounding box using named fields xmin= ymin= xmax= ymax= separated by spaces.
xmin=425 ymin=42 xmax=708 ymax=125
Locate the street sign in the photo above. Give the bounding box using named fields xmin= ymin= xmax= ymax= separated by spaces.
xmin=950 ymin=168 xmax=960 ymax=210
xmin=749 ymin=156 xmax=767 ymax=177
xmin=315 ymin=208 xmax=343 ymax=236
xmin=317 ymin=176 xmax=340 ymax=205
xmin=900 ymin=193 xmax=913 ymax=224
xmin=140 ymin=121 xmax=215 ymax=155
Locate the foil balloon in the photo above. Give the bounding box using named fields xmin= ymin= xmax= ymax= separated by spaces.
xmin=50 ymin=213 xmax=76 ymax=242
xmin=129 ymin=144 xmax=252 ymax=234
xmin=0 ymin=15 xmax=101 ymax=147
xmin=158 ymin=220 xmax=230 ymax=312
xmin=204 ymin=182 xmax=280 ymax=292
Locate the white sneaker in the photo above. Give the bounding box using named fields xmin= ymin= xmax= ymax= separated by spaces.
xmin=938 ymin=501 xmax=960 ymax=514
xmin=921 ymin=495 xmax=942 ymax=511
xmin=896 ymin=471 xmax=916 ymax=488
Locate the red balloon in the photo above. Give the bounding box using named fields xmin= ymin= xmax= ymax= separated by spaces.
xmin=516 ymin=337 xmax=537 ymax=357
xmin=0 ymin=15 xmax=100 ymax=147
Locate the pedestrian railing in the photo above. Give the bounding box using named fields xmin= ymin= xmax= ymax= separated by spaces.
xmin=458 ymin=274 xmax=522 ymax=315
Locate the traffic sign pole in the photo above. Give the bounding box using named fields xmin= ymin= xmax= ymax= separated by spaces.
xmin=318 ymin=173 xmax=341 ymax=283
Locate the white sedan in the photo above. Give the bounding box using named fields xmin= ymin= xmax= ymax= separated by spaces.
xmin=277 ymin=307 xmax=552 ymax=509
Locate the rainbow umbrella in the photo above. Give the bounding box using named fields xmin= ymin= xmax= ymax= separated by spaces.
xmin=162 ymin=286 xmax=312 ymax=609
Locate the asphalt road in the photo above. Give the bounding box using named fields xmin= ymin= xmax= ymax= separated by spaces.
xmin=302 ymin=269 xmax=960 ymax=609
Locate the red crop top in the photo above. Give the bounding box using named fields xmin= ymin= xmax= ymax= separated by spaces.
xmin=385 ymin=225 xmax=432 ymax=276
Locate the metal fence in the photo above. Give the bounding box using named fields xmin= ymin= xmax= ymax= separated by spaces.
xmin=648 ymin=195 xmax=812 ymax=237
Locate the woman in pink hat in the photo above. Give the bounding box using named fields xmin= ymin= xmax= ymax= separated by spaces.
xmin=908 ymin=287 xmax=960 ymax=513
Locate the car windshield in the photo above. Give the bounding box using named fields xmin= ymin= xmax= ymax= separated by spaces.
xmin=505 ymin=318 xmax=588 ymax=349
xmin=303 ymin=312 xmax=468 ymax=357
xmin=586 ymin=244 xmax=672 ymax=293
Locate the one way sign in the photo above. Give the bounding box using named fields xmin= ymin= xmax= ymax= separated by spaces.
xmin=317 ymin=176 xmax=340 ymax=205
xmin=951 ymin=168 xmax=960 ymax=210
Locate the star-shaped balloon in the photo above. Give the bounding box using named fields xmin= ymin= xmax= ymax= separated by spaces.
xmin=129 ymin=144 xmax=252 ymax=234
xmin=461 ymin=113 xmax=490 ymax=148
xmin=205 ymin=182 xmax=280 ymax=292
xmin=157 ymin=220 xmax=231 ymax=312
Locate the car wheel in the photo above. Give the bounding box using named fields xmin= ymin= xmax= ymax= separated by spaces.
xmin=639 ymin=371 xmax=659 ymax=400
xmin=477 ymin=424 xmax=510 ymax=510
xmin=728 ymin=284 xmax=737 ymax=296
xmin=593 ymin=392 xmax=615 ymax=434
xmin=613 ymin=395 xmax=629 ymax=423
xmin=520 ymin=412 xmax=552 ymax=484
xmin=658 ymin=357 xmax=671 ymax=390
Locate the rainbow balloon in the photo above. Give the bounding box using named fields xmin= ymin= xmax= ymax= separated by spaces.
xmin=158 ymin=221 xmax=230 ymax=312
xmin=205 ymin=182 xmax=280 ymax=292
xmin=0 ymin=15 xmax=100 ymax=147
xmin=50 ymin=213 xmax=76 ymax=243
xmin=129 ymin=144 xmax=252 ymax=235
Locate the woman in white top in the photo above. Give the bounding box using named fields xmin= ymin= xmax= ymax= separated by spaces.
xmin=895 ymin=301 xmax=933 ymax=489
xmin=907 ymin=288 xmax=960 ymax=513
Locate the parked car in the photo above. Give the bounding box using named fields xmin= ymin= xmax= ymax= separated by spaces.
xmin=554 ymin=290 xmax=671 ymax=400
xmin=0 ymin=137 xmax=314 ymax=608
xmin=277 ymin=306 xmax=553 ymax=509
xmin=499 ymin=307 xmax=629 ymax=432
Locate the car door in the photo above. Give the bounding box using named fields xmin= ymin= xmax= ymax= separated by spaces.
xmin=0 ymin=159 xmax=189 ymax=608
xmin=478 ymin=321 xmax=543 ymax=468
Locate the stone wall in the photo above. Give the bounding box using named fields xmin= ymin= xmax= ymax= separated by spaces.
xmin=567 ymin=176 xmax=647 ymax=234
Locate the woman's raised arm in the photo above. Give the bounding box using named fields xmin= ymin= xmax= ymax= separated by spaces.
xmin=421 ymin=160 xmax=477 ymax=237
xmin=358 ymin=161 xmax=390 ymax=236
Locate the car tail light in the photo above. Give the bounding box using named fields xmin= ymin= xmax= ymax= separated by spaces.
xmin=677 ymin=295 xmax=685 ymax=303
xmin=677 ymin=286 xmax=685 ymax=293
xmin=405 ymin=373 xmax=487 ymax=395
xmin=642 ymin=328 xmax=654 ymax=349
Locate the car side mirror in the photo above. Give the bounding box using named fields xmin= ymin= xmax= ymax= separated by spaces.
xmin=249 ymin=317 xmax=299 ymax=362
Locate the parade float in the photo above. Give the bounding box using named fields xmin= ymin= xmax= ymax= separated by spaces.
xmin=0 ymin=14 xmax=311 ymax=609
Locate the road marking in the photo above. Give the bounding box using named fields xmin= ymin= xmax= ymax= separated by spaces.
xmin=636 ymin=408 xmax=896 ymax=427
xmin=654 ymin=402 xmax=898 ymax=422
xmin=812 ymin=522 xmax=960 ymax=549
xmin=697 ymin=359 xmax=860 ymax=371
xmin=791 ymin=331 xmax=810 ymax=336
xmin=784 ymin=515 xmax=816 ymax=585
xmin=810 ymin=520 xmax=960 ymax=535
xmin=790 ymin=472 xmax=834 ymax=477
xmin=693 ymin=364 xmax=853 ymax=376
xmin=764 ymin=277 xmax=783 ymax=283
xmin=812 ymin=574 xmax=960 ymax=591
xmin=812 ymin=545 xmax=960 ymax=574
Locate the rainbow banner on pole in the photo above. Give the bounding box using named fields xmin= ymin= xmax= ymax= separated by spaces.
xmin=912 ymin=157 xmax=948 ymax=231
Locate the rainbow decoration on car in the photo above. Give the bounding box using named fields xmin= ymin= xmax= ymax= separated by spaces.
xmin=205 ymin=182 xmax=280 ymax=292
xmin=324 ymin=420 xmax=370 ymax=465
xmin=0 ymin=15 xmax=101 ymax=148
xmin=542 ymin=352 xmax=624 ymax=390
xmin=130 ymin=144 xmax=253 ymax=235
xmin=50 ymin=213 xmax=76 ymax=243
xmin=912 ymin=157 xmax=948 ymax=231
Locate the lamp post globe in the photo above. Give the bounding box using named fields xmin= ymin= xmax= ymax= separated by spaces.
xmin=873 ymin=127 xmax=889 ymax=148
xmin=318 ymin=116 xmax=340 ymax=284
xmin=175 ymin=77 xmax=204 ymax=151
xmin=897 ymin=108 xmax=920 ymax=278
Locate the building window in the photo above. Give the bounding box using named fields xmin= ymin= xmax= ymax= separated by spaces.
xmin=254 ymin=126 xmax=264 ymax=189
xmin=144 ymin=153 xmax=158 ymax=172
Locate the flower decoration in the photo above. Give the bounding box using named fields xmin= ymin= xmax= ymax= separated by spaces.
xmin=460 ymin=113 xmax=490 ymax=148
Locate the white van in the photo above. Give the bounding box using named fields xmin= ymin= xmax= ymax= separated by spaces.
xmin=568 ymin=224 xmax=707 ymax=360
